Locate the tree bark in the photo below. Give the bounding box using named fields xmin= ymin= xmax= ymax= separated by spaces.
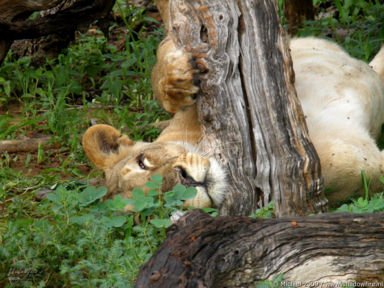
xmin=0 ymin=40 xmax=12 ymax=64
xmin=0 ymin=0 xmax=115 ymax=40
xmin=0 ymin=0 xmax=62 ymax=22
xmin=136 ymin=209 xmax=384 ymax=287
xmin=283 ymin=0 xmax=314 ymax=34
xmin=168 ymin=0 xmax=326 ymax=217
xmin=0 ymin=0 xmax=115 ymax=65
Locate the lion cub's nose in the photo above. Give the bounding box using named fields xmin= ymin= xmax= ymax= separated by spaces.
xmin=173 ymin=153 xmax=210 ymax=184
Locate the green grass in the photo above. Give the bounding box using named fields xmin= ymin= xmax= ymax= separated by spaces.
xmin=333 ymin=171 xmax=384 ymax=213
xmin=1 ymin=0 xmax=384 ymax=287
xmin=296 ymin=0 xmax=384 ymax=61
xmin=0 ymin=5 xmax=166 ymax=144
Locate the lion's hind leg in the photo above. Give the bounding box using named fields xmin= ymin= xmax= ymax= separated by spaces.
xmin=314 ymin=130 xmax=384 ymax=205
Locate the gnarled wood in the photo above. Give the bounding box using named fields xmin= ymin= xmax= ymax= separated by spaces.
xmin=168 ymin=0 xmax=326 ymax=217
xmin=0 ymin=0 xmax=61 ymax=22
xmin=136 ymin=209 xmax=384 ymax=287
xmin=0 ymin=0 xmax=115 ymax=40
xmin=0 ymin=0 xmax=115 ymax=64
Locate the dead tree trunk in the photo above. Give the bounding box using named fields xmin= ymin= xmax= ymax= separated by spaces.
xmin=136 ymin=209 xmax=384 ymax=287
xmin=169 ymin=0 xmax=326 ymax=217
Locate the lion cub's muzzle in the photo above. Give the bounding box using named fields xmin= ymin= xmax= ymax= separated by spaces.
xmin=175 ymin=166 xmax=205 ymax=188
xmin=173 ymin=152 xmax=210 ymax=188
xmin=172 ymin=153 xmax=213 ymax=208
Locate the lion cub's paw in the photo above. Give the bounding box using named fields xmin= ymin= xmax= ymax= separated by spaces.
xmin=159 ymin=49 xmax=199 ymax=113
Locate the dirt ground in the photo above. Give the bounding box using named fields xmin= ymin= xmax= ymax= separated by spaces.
xmin=1 ymin=102 xmax=91 ymax=178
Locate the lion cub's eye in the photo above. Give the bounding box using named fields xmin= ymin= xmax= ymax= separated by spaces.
xmin=137 ymin=154 xmax=148 ymax=170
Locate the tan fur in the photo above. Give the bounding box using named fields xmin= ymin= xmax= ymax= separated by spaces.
xmin=83 ymin=0 xmax=384 ymax=208
xmin=290 ymin=38 xmax=384 ymax=203
xmin=150 ymin=1 xmax=384 ymax=205
xmin=151 ymin=37 xmax=199 ymax=114
xmin=82 ymin=1 xmax=214 ymax=210
xmin=156 ymin=0 xmax=170 ymax=33
xmin=370 ymin=45 xmax=384 ymax=82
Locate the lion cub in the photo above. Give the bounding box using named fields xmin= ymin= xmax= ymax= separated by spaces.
xmin=150 ymin=35 xmax=384 ymax=205
xmin=83 ymin=1 xmax=384 ymax=208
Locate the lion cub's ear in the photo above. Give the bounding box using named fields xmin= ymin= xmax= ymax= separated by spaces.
xmin=82 ymin=124 xmax=134 ymax=170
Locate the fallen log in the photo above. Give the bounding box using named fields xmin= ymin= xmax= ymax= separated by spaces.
xmin=0 ymin=0 xmax=61 ymax=22
xmin=136 ymin=209 xmax=384 ymax=287
xmin=0 ymin=0 xmax=115 ymax=40
xmin=0 ymin=137 xmax=53 ymax=153
xmin=0 ymin=0 xmax=115 ymax=64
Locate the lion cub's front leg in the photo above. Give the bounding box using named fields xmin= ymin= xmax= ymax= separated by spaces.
xmin=151 ymin=36 xmax=199 ymax=113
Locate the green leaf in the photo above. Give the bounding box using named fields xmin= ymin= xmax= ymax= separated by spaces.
xmin=150 ymin=218 xmax=171 ymax=228
xmin=125 ymin=198 xmax=135 ymax=205
xmin=356 ymin=197 xmax=368 ymax=208
xmin=335 ymin=204 xmax=351 ymax=213
xmin=133 ymin=199 xmax=146 ymax=212
xmin=132 ymin=188 xmax=145 ymax=200
xmin=164 ymin=191 xmax=175 ymax=203
xmin=200 ymin=207 xmax=218 ymax=217
xmin=164 ymin=200 xmax=183 ymax=209
xmin=151 ymin=174 xmax=163 ymax=185
xmin=172 ymin=185 xmax=186 ymax=199
xmin=147 ymin=190 xmax=159 ymax=197
xmin=140 ymin=208 xmax=156 ymax=217
xmin=14 ymin=218 xmax=34 ymax=227
xmin=46 ymin=192 xmax=60 ymax=203
xmin=70 ymin=214 xmax=94 ymax=225
xmin=106 ymin=195 xmax=130 ymax=211
xmin=101 ymin=215 xmax=127 ymax=228
xmin=172 ymin=185 xmax=186 ymax=193
xmin=145 ymin=181 xmax=159 ymax=190
xmin=351 ymin=205 xmax=363 ymax=213
xmin=250 ymin=201 xmax=275 ymax=219
xmin=181 ymin=187 xmax=197 ymax=200
xmin=79 ymin=186 xmax=107 ymax=207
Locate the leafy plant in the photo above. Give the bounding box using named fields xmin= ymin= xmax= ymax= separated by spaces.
xmin=0 ymin=174 xmax=197 ymax=287
xmin=255 ymin=274 xmax=287 ymax=288
xmin=297 ymin=1 xmax=384 ymax=62
xmin=126 ymin=174 xmax=197 ymax=229
xmin=335 ymin=171 xmax=384 ymax=213
xmin=250 ymin=201 xmax=275 ymax=219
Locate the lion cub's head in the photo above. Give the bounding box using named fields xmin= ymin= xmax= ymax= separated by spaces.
xmin=82 ymin=124 xmax=226 ymax=210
